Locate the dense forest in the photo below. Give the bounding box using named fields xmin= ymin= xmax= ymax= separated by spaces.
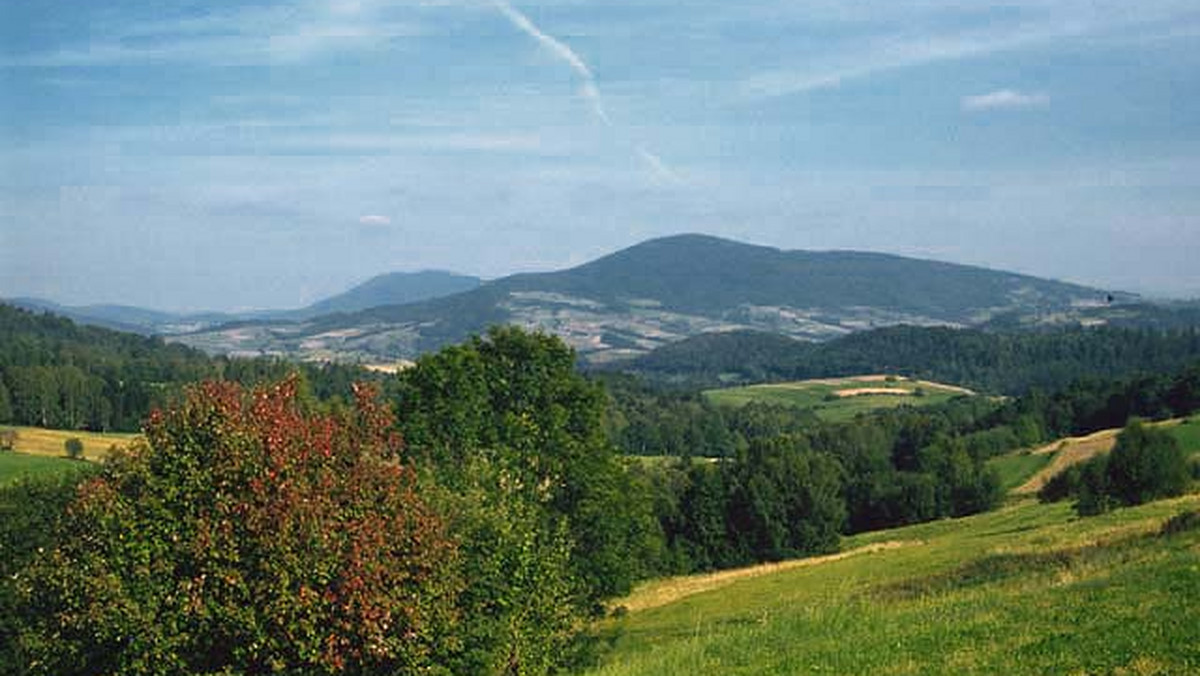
xmin=619 ymin=324 xmax=1200 ymax=393
xmin=4 ymin=306 xmax=1200 ymax=674
xmin=0 ymin=304 xmax=374 ymax=431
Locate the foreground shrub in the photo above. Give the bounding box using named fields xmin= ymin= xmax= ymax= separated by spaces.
xmin=12 ymin=378 xmax=459 ymax=676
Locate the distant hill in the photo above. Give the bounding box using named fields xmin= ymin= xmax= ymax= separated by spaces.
xmin=174 ymin=234 xmax=1127 ymax=364
xmin=298 ymin=270 xmax=481 ymax=318
xmin=5 ymin=270 xmax=481 ymax=335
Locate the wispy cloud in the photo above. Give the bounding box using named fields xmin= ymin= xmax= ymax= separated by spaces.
xmin=490 ymin=0 xmax=680 ymax=184
xmin=743 ymin=25 xmax=1074 ymax=98
xmin=741 ymin=0 xmax=1200 ymax=99
xmin=358 ymin=214 xmax=391 ymax=226
xmin=0 ymin=1 xmax=423 ymax=67
xmin=961 ymin=89 xmax=1050 ymax=112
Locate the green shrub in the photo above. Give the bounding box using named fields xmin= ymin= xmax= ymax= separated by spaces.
xmin=63 ymin=437 xmax=84 ymax=460
xmin=1161 ymin=510 xmax=1200 ymax=536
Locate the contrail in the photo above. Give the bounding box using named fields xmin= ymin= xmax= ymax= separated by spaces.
xmin=491 ymin=0 xmax=680 ymax=184
xmin=492 ymin=0 xmax=611 ymax=125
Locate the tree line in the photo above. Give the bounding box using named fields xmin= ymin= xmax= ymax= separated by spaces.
xmin=0 ymin=304 xmax=373 ymax=431
xmin=620 ymin=325 xmax=1200 ymax=394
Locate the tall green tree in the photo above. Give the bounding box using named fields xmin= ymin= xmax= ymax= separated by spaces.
xmin=392 ymin=326 xmax=654 ymax=610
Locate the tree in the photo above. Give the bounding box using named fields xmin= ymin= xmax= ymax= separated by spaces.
xmin=13 ymin=378 xmax=459 ymax=676
xmin=63 ymin=437 xmax=84 ymax=460
xmin=0 ymin=428 xmax=16 ymax=452
xmin=0 ymin=378 xmax=12 ymax=424
xmin=1105 ymin=420 xmax=1189 ymax=507
xmin=392 ymin=327 xmax=651 ymax=608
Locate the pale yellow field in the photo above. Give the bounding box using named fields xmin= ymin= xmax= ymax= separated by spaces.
xmin=4 ymin=426 xmax=139 ymax=461
xmin=1013 ymin=418 xmax=1188 ymax=495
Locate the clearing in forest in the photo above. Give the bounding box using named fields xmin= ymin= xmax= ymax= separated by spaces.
xmin=703 ymin=374 xmax=974 ymax=422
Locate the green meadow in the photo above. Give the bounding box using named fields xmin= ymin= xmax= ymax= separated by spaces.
xmin=588 ymin=494 xmax=1200 ymax=675
xmin=0 ymin=452 xmax=89 ymax=485
xmin=703 ymin=376 xmax=972 ymax=422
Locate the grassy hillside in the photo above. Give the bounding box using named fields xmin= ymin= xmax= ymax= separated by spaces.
xmin=0 ymin=452 xmax=87 ymax=485
xmin=703 ymin=375 xmax=972 ymax=422
xmin=587 ymin=494 xmax=1200 ymax=675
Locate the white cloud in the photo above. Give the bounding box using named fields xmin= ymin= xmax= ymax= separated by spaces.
xmin=358 ymin=214 xmax=391 ymax=226
xmin=961 ymin=89 xmax=1050 ymax=112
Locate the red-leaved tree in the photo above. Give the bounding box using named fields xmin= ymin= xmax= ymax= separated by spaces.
xmin=16 ymin=378 xmax=460 ymax=675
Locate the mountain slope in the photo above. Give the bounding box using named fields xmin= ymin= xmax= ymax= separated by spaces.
xmin=295 ymin=270 xmax=481 ymax=318
xmin=173 ymin=234 xmax=1123 ymax=364
xmin=497 ymin=234 xmax=1103 ymax=318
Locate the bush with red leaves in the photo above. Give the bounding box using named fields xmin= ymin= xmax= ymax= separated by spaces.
xmin=14 ymin=378 xmax=460 ymax=676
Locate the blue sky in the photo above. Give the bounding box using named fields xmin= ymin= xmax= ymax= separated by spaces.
xmin=2 ymin=0 xmax=1198 ymax=311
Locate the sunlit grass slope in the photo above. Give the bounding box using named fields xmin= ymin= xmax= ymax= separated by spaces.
xmin=589 ymin=495 xmax=1200 ymax=675
xmin=4 ymin=426 xmax=136 ymax=461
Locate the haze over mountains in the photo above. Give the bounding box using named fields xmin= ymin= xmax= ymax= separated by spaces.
xmin=7 ymin=271 xmax=481 ymax=336
xmin=155 ymin=234 xmax=1132 ymax=364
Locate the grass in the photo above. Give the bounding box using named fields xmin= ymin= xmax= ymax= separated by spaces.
xmin=587 ymin=494 xmax=1200 ymax=675
xmin=703 ymin=375 xmax=973 ymax=422
xmin=987 ymin=451 xmax=1053 ymax=493
xmin=2 ymin=425 xmax=137 ymax=462
xmin=1167 ymin=415 xmax=1200 ymax=456
xmin=0 ymin=452 xmax=89 ymax=485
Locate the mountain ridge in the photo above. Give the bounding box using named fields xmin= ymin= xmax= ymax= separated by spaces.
xmin=171 ymin=234 xmax=1130 ymax=364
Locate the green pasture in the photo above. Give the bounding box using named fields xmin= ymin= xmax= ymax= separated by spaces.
xmin=703 ymin=376 xmax=971 ymax=422
xmin=0 ymin=452 xmax=89 ymax=485
xmin=588 ymin=494 xmax=1200 ymax=675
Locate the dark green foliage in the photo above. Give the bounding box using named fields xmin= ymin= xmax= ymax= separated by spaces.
xmin=1075 ymin=455 xmax=1116 ymax=516
xmin=0 ymin=473 xmax=96 ymax=673
xmin=726 ymin=437 xmax=845 ymax=561
xmin=0 ymin=304 xmax=377 ymax=432
xmin=0 ymin=379 xmax=11 ymax=423
xmin=391 ymin=327 xmax=657 ymax=670
xmin=62 ymin=437 xmax=83 ymax=460
xmin=623 ymin=325 xmax=1200 ymax=395
xmin=1160 ymin=510 xmax=1200 ymax=536
xmin=1105 ymin=421 xmax=1189 ymax=507
xmin=1039 ymin=463 xmax=1082 ymax=503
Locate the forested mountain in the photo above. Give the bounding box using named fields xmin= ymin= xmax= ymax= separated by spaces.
xmin=620 ymin=325 xmax=1200 ymax=394
xmin=0 ymin=304 xmax=371 ymax=431
xmin=176 ymin=234 xmax=1121 ymax=363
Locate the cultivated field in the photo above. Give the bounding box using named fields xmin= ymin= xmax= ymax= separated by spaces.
xmin=589 ymin=493 xmax=1200 ymax=675
xmin=704 ymin=375 xmax=974 ymax=422
xmin=1 ymin=426 xmax=137 ymax=462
